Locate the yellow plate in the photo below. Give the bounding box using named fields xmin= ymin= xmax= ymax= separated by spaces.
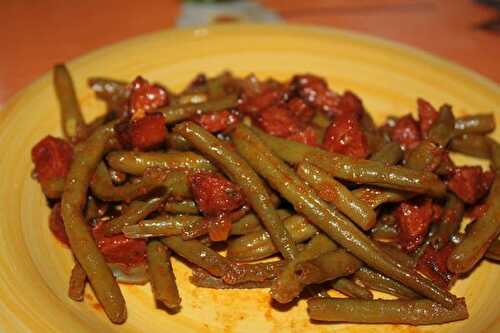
xmin=0 ymin=24 xmax=499 ymax=333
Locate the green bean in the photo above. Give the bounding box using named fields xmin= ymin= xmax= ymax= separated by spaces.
xmin=230 ymin=209 xmax=290 ymax=236
xmin=175 ymin=93 xmax=208 ymax=106
xmin=485 ymin=239 xmax=500 ymax=261
xmin=331 ymin=278 xmax=373 ymax=300
xmin=454 ymin=113 xmax=495 ymax=135
xmin=106 ymin=151 xmax=215 ymax=176
xmin=428 ymin=104 xmax=455 ymax=147
xmin=190 ymin=268 xmax=273 ymax=289
xmin=60 ymin=123 xmax=126 ymax=323
xmin=163 ymin=200 xmax=199 ymax=215
xmin=449 ymin=134 xmax=492 ymax=159
xmin=174 ymin=121 xmax=297 ymax=261
xmin=122 ymin=215 xmax=201 ymax=238
xmin=353 ymin=267 xmax=420 ymax=299
xmin=162 ymin=236 xmax=231 ymax=277
xmin=232 ymin=124 xmax=455 ymax=307
xmin=307 ymin=298 xmax=468 ymax=324
xmin=360 ymin=111 xmax=384 ymax=154
xmin=297 ymin=162 xmax=376 ymax=230
xmin=295 ymin=249 xmax=362 ymax=285
xmin=448 ymin=175 xmax=500 ymax=273
xmin=227 ymin=215 xmax=318 ymax=262
xmin=104 ymin=196 xmax=166 ymax=235
xmin=68 ymin=261 xmax=86 ymax=302
xmin=369 ymin=142 xmax=403 ymax=165
xmin=431 ymin=193 xmax=464 ymax=250
xmin=405 ymin=140 xmax=443 ymax=172
xmin=88 ymin=77 xmax=129 ymax=114
xmin=181 ymin=206 xmax=248 ymax=240
xmin=489 ymin=138 xmax=500 ymax=171
xmin=252 ymin=128 xmax=446 ymax=197
xmin=91 ymin=162 xmax=167 ymax=202
xmin=54 ymin=64 xmax=88 ymax=142
xmin=271 ymin=234 xmax=337 ymax=303
xmin=370 ymin=223 xmax=399 ymax=242
xmin=162 ymin=171 xmax=192 ymax=199
xmin=352 ymin=186 xmax=414 ymax=209
xmin=223 ymin=261 xmax=284 ymax=284
xmin=146 ymin=240 xmax=181 ymax=310
xmin=377 ymin=242 xmax=416 ymax=269
xmin=159 ymin=94 xmax=238 ymax=124
xmin=166 ymin=133 xmax=194 ymax=151
xmin=311 ymin=111 xmax=331 ymax=128
xmin=40 ymin=177 xmax=65 ymax=199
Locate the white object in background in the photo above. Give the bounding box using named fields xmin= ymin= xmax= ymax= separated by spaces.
xmin=177 ymin=0 xmax=281 ymax=27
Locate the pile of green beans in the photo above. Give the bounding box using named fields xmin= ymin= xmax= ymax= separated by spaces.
xmin=37 ymin=67 xmax=500 ymax=327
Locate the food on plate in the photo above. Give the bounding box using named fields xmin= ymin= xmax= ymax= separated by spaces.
xmin=31 ymin=65 xmax=499 ymax=325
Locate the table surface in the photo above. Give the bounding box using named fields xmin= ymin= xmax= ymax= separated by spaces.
xmin=1 ymin=0 xmax=499 ymax=106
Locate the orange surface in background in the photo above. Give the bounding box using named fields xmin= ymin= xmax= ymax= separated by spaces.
xmin=0 ymin=0 xmax=498 ymax=105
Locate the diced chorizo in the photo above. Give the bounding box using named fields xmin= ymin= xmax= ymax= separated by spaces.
xmin=191 ymin=110 xmax=240 ymax=133
xmin=447 ymin=166 xmax=494 ymax=204
xmin=323 ymin=114 xmax=369 ymax=158
xmin=239 ymin=88 xmax=284 ymax=115
xmin=128 ymin=76 xmax=168 ymax=120
xmin=92 ymin=221 xmax=146 ymax=266
xmin=417 ymin=98 xmax=439 ymax=137
xmin=287 ymin=126 xmax=317 ymax=146
xmin=416 ymin=244 xmax=456 ymax=289
xmin=395 ymin=199 xmax=435 ymax=251
xmin=189 ymin=172 xmax=245 ymax=216
xmin=287 ymin=97 xmax=315 ymax=123
xmin=290 ymin=74 xmax=339 ymax=115
xmin=31 ymin=136 xmax=73 ymax=183
xmin=254 ymin=106 xmax=301 ymax=138
xmin=130 ymin=113 xmax=167 ymax=150
xmin=390 ymin=114 xmax=421 ymax=150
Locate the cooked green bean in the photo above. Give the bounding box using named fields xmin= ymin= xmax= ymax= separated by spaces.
xmin=454 ymin=113 xmax=495 ymax=135
xmin=307 ymin=298 xmax=468 ymax=324
xmin=431 ymin=193 xmax=464 ymax=250
xmin=106 ymin=151 xmax=215 ymax=176
xmin=370 ymin=223 xmax=399 ymax=242
xmin=252 ymin=128 xmax=446 ymax=197
xmin=353 ymin=267 xmax=420 ymax=299
xmin=352 ymin=186 xmax=414 ymax=209
xmin=428 ymin=104 xmax=455 ymax=147
xmin=232 ymin=124 xmax=455 ymax=307
xmin=448 ymin=175 xmax=500 ymax=273
xmin=122 ymin=215 xmax=201 ymax=238
xmin=485 ymin=239 xmax=500 ymax=261
xmin=68 ymin=261 xmax=86 ymax=302
xmin=162 ymin=236 xmax=230 ymax=277
xmin=331 ymin=278 xmax=373 ymax=300
xmin=449 ymin=134 xmax=492 ymax=159
xmin=230 ymin=209 xmax=290 ymax=235
xmin=190 ymin=268 xmax=273 ymax=289
xmin=311 ymin=111 xmax=330 ymax=128
xmin=227 ymin=215 xmax=318 ymax=262
xmin=163 ymin=200 xmax=199 ymax=215
xmin=166 ymin=133 xmax=194 ymax=151
xmin=41 ymin=177 xmax=65 ymax=199
xmin=88 ymin=77 xmax=129 ymax=114
xmin=147 ymin=240 xmax=181 ymax=310
xmin=369 ymin=142 xmax=403 ymax=165
xmin=271 ymin=234 xmax=337 ymax=303
xmin=105 ymin=196 xmax=166 ymax=235
xmin=91 ymin=162 xmax=167 ymax=202
xmin=223 ymin=261 xmax=284 ymax=284
xmin=405 ymin=140 xmax=443 ymax=172
xmin=159 ymin=94 xmax=238 ymax=124
xmin=175 ymin=93 xmax=208 ymax=106
xmin=174 ymin=121 xmax=297 ymax=261
xmin=489 ymin=139 xmax=500 ymax=170
xmin=377 ymin=242 xmax=416 ymax=269
xmin=60 ymin=123 xmax=126 ymax=323
xmin=297 ymin=162 xmax=376 ymax=230
xmin=294 ymin=249 xmax=362 ymax=285
xmin=181 ymin=206 xmax=248 ymax=240
xmin=360 ymin=111 xmax=384 ymax=154
xmin=54 ymin=64 xmax=88 ymax=142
